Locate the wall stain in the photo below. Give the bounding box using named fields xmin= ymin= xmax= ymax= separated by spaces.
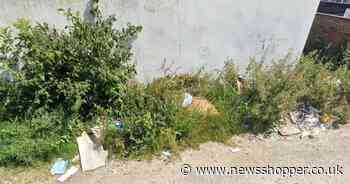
xmin=119 ymin=0 xmax=139 ymax=9
xmin=144 ymin=0 xmax=177 ymax=13
xmin=199 ymin=46 xmax=211 ymax=59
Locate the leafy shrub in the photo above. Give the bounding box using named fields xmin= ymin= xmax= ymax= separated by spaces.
xmin=212 ymin=55 xmax=350 ymax=133
xmin=0 ymin=109 xmax=78 ymax=166
xmin=304 ymin=37 xmax=350 ymax=70
xmin=0 ymin=6 xmax=141 ymax=166
xmin=0 ymin=9 xmax=142 ymax=119
xmin=104 ymin=74 xmax=233 ymax=158
xmin=104 ymin=85 xmax=178 ymax=157
xmin=343 ymin=44 xmax=350 ymax=68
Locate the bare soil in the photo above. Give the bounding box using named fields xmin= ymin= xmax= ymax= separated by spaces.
xmin=2 ymin=124 xmax=350 ymax=184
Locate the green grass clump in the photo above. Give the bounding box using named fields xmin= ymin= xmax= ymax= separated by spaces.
xmin=0 ymin=109 xmax=78 ymax=166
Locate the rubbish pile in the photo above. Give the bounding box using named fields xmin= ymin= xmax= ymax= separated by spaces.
xmin=279 ymin=103 xmax=340 ymax=139
xmin=52 ymin=125 xmax=110 ymax=182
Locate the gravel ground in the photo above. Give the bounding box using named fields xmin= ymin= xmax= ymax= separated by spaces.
xmin=2 ymin=124 xmax=350 ymax=184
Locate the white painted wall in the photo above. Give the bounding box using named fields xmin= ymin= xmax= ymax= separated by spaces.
xmin=0 ymin=0 xmax=320 ymax=81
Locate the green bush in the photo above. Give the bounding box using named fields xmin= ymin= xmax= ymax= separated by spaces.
xmin=304 ymin=37 xmax=350 ymax=70
xmin=104 ymin=84 xmax=179 ymax=158
xmin=0 ymin=6 xmax=141 ymax=166
xmin=0 ymin=9 xmax=141 ymax=119
xmin=104 ymin=73 xmax=234 ymax=158
xmin=213 ymin=55 xmax=350 ymax=133
xmin=0 ymin=109 xmax=78 ymax=166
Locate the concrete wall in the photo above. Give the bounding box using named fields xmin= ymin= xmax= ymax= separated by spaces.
xmin=0 ymin=0 xmax=320 ymax=81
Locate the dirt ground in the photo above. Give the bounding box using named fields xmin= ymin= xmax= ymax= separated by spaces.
xmin=2 ymin=124 xmax=350 ymax=184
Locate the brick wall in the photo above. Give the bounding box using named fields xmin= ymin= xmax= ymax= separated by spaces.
xmin=306 ymin=13 xmax=350 ymax=47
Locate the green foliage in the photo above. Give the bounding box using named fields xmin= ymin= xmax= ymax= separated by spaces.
xmin=214 ymin=55 xmax=350 ymax=133
xmin=0 ymin=7 xmax=141 ymax=166
xmin=104 ymin=73 xmax=234 ymax=158
xmin=343 ymin=43 xmax=350 ymax=67
xmin=148 ymin=70 xmax=212 ymax=99
xmin=104 ymin=84 xmax=179 ymax=158
xmin=0 ymin=109 xmax=78 ymax=166
xmin=0 ymin=9 xmax=142 ymax=119
xmin=304 ymin=38 xmax=350 ymax=70
xmin=1 ymin=4 xmax=350 ymax=167
xmin=105 ymin=56 xmax=350 ymax=159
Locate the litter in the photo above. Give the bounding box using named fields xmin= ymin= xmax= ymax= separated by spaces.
xmin=51 ymin=159 xmax=69 ymax=175
xmin=113 ymin=119 xmax=124 ymax=129
xmin=289 ymin=104 xmax=328 ymax=131
xmin=89 ymin=126 xmax=102 ymax=139
xmin=71 ymin=155 xmax=80 ymax=164
xmin=320 ymin=123 xmax=331 ymax=131
xmin=57 ymin=166 xmax=79 ymax=182
xmin=77 ymin=132 xmax=108 ymax=172
xmin=236 ymin=75 xmax=245 ymax=94
xmin=88 ymin=126 xmax=103 ymax=148
xmin=182 ymin=93 xmax=193 ymax=107
xmin=230 ymin=148 xmax=241 ymax=153
xmin=281 ymin=103 xmax=339 ymax=139
xmin=278 ymin=122 xmax=301 ymax=136
xmin=161 ymin=150 xmax=172 ymax=157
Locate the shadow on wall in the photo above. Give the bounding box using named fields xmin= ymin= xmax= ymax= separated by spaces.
xmin=83 ymin=0 xmax=95 ymax=22
xmin=318 ymin=1 xmax=350 ymax=16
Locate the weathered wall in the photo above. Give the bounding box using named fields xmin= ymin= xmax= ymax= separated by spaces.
xmin=0 ymin=0 xmax=320 ymax=81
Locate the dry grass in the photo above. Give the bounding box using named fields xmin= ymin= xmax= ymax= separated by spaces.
xmin=187 ymin=97 xmax=219 ymax=115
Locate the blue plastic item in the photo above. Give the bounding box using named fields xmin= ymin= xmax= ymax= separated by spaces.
xmin=113 ymin=120 xmax=124 ymax=129
xmin=51 ymin=159 xmax=69 ymax=175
